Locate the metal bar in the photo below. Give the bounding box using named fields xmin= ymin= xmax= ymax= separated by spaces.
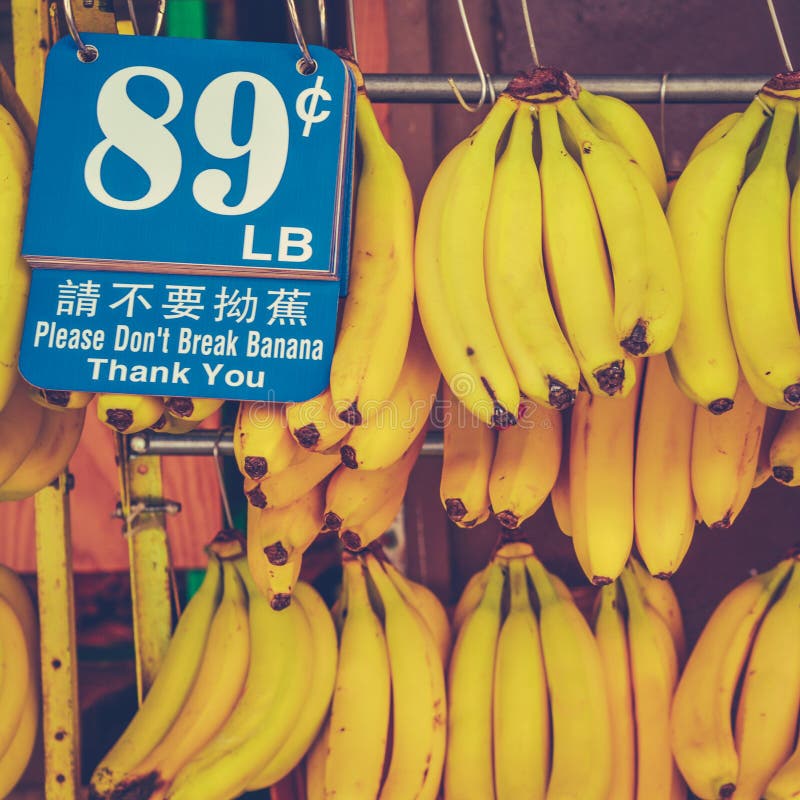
xmin=130 ymin=428 xmax=445 ymax=458
xmin=34 ymin=473 xmax=81 ymax=799
xmin=363 ymin=73 xmax=771 ymax=103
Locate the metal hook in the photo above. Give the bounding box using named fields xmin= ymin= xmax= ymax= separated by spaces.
xmin=62 ymin=0 xmax=98 ymax=62
xmin=520 ymin=0 xmax=540 ymax=67
xmin=448 ymin=0 xmax=492 ymax=112
xmin=346 ymin=0 xmax=358 ymax=61
xmin=318 ymin=0 xmax=328 ymax=48
xmin=286 ymin=0 xmax=317 ymax=74
xmin=118 ymin=0 xmax=166 ymax=36
xmin=212 ymin=427 xmax=235 ymax=531
xmin=659 ymin=71 xmax=669 ymax=164
xmin=765 ymin=0 xmax=794 ymax=72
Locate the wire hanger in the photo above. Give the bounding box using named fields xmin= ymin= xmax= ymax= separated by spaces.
xmin=448 ymin=0 xmax=495 ymax=112
xmin=765 ymin=0 xmax=794 ymax=71
xmin=520 ymin=0 xmax=540 ymax=67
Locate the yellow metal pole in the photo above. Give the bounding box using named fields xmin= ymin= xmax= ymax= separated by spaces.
xmin=123 ymin=451 xmax=174 ymax=699
xmin=34 ymin=474 xmax=80 ymax=798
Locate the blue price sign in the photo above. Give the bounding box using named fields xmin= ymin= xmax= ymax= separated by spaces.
xmin=20 ymin=34 xmax=355 ymax=402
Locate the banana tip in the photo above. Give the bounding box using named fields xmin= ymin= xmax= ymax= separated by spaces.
xmin=708 ymin=398 xmax=734 ymax=415
xmin=773 ymin=465 xmax=794 ymax=484
xmin=243 ymin=456 xmax=268 ymax=481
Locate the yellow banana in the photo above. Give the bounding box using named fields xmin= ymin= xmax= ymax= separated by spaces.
xmin=0 ymin=379 xmax=43 ymax=485
xmin=634 ymin=354 xmax=696 ymax=577
xmin=243 ymin=450 xmax=338 ymax=510
xmin=726 ymin=101 xmax=800 ymax=409
xmin=326 ymin=420 xmax=425 ymax=532
xmin=0 ymin=663 xmax=37 ymax=798
xmin=493 ymin=557 xmax=549 ymax=800
xmin=115 ymin=561 xmax=250 ymax=799
xmin=550 ymin=416 xmax=572 ymax=537
xmin=381 ymin=558 xmax=451 ymax=668
xmin=593 ymin=583 xmax=635 ymax=800
xmin=671 ymin=559 xmax=794 ymax=799
xmin=234 ymin=400 xmax=298 ymax=480
xmin=246 ymin=483 xmax=323 ymax=608
xmin=485 ymin=101 xmax=579 ymax=408
xmin=558 ymin=97 xmax=681 ymax=356
xmin=620 ymin=566 xmax=675 ymax=800
xmin=770 ymin=408 xmax=800 ymax=485
xmin=489 ymin=398 xmax=562 ymax=529
xmin=755 ymin=408 xmax=783 ymax=487
xmin=666 ymin=97 xmax=770 ymax=412
xmin=0 ymin=595 xmax=30 ymax=759
xmin=453 ymin=566 xmax=488 ymax=633
xmin=0 ymin=405 xmax=85 ymax=501
xmin=629 ymin=557 xmax=687 ymax=664
xmin=305 ymin=720 xmax=328 ymax=800
xmin=733 ymin=565 xmax=800 ymax=800
xmin=0 ymin=105 xmax=31 ymax=413
xmin=330 ymin=67 xmax=415 ymax=426
xmin=445 ymin=560 xmax=504 ymax=799
xmin=790 ymin=117 xmax=800 ymax=318
xmin=526 ymin=554 xmax=612 ymax=800
xmin=691 ymin=375 xmax=766 ymax=528
xmin=324 ymin=555 xmax=391 ymax=799
xmin=96 ymin=392 xmax=165 ymax=434
xmin=164 ymin=397 xmax=225 ymax=422
xmin=338 ymin=476 xmax=405 ymax=552
xmin=166 ymin=563 xmax=313 ymax=800
xmin=440 ymin=382 xmax=495 ymax=527
xmin=89 ymin=557 xmax=222 ymax=798
xmin=569 ymin=361 xmax=642 ymax=585
xmin=339 ymin=315 xmax=438 ymax=471
xmin=27 ymin=385 xmax=94 ymax=411
xmin=687 ymin=112 xmax=742 ymax=162
xmin=245 ymin=581 xmax=337 ymax=790
xmin=416 ymin=101 xmax=520 ymax=428
xmin=538 ymin=101 xmax=635 ymax=397
xmin=285 ymin=387 xmax=351 ymax=452
xmin=366 ymin=553 xmax=446 ymax=800
xmin=575 ymin=88 xmax=668 ymax=205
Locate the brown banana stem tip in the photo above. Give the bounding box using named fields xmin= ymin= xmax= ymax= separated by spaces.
xmin=323 ymin=512 xmax=343 ymax=531
xmin=108 ymin=772 xmax=162 ymax=800
xmin=654 ymin=571 xmax=673 ymax=580
xmin=246 ymin=485 xmax=267 ymax=508
xmin=593 ymin=361 xmax=625 ymax=396
xmin=445 ymin=498 xmax=467 ymax=522
xmin=762 ymin=71 xmax=800 ymax=94
xmin=711 ymin=511 xmax=732 ymax=530
xmin=206 ymin=528 xmax=246 ymax=559
xmin=708 ymin=398 xmax=735 ymax=415
xmin=338 ymin=403 xmax=362 ymax=426
xmin=166 ymin=397 xmax=193 ymax=417
xmin=270 ymin=593 xmax=292 ymax=611
xmin=341 ymin=530 xmax=362 ymax=551
xmin=491 ymin=405 xmax=517 ymax=429
xmin=548 ymin=379 xmax=576 ymax=410
xmin=43 ymin=390 xmax=70 ymax=406
xmin=105 ymin=409 xmax=133 ymax=432
xmin=340 ymin=445 xmax=358 ymax=469
xmin=244 ymin=456 xmax=268 ymax=481
xmin=784 ymin=383 xmax=800 ymax=407
xmin=504 ymin=66 xmax=579 ymax=101
xmin=264 ymin=541 xmax=288 ymax=566
xmin=620 ymin=321 xmax=650 ymax=356
xmin=150 ymin=414 xmax=168 ymax=431
xmin=591 ymin=576 xmax=613 ymax=587
xmin=495 ymin=510 xmax=520 ymax=530
xmin=718 ymin=783 xmax=735 ymax=799
xmin=294 ymin=423 xmax=320 ymax=448
xmin=773 ymin=465 xmax=794 ymax=484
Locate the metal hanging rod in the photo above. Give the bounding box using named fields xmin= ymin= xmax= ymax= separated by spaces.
xmin=363 ymin=73 xmax=771 ymax=103
xmin=129 ymin=429 xmax=445 ymax=458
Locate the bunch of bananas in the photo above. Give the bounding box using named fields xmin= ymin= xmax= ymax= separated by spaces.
xmin=672 ymin=553 xmax=800 ymax=800
xmin=446 ymin=541 xmax=610 ymax=800
xmin=96 ymin=394 xmax=224 ymax=435
xmin=0 ymin=564 xmax=39 ymax=799
xmin=307 ymin=549 xmax=450 ymax=800
xmin=593 ymin=559 xmax=686 ymax=800
xmin=416 ymin=66 xmax=679 ymax=427
xmin=90 ymin=547 xmax=336 ymax=800
xmin=0 ymin=379 xmax=85 ymax=501
xmin=667 ymin=75 xmax=800 ymax=414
